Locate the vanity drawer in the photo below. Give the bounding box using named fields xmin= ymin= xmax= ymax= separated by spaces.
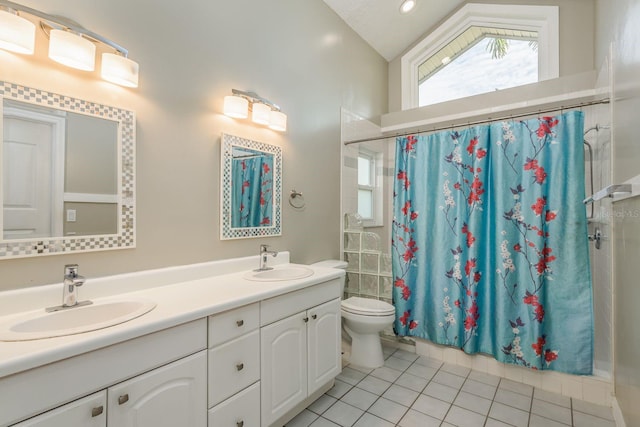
xmin=208 ymin=382 xmax=260 ymax=427
xmin=208 ymin=303 xmax=259 ymax=347
xmin=208 ymin=330 xmax=260 ymax=407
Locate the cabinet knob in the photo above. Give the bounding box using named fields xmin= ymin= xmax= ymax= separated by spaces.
xmin=91 ymin=406 xmax=104 ymax=417
xmin=236 ymin=319 xmax=244 ymax=327
xmin=303 ymin=317 xmax=309 ymax=323
xmin=236 ymin=363 xmax=244 ymax=371
xmin=312 ymin=314 xmax=317 ymax=320
xmin=118 ymin=394 xmax=129 ymax=405
xmin=237 ymin=421 xmax=244 ymax=427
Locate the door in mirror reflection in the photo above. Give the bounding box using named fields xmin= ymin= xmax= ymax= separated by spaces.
xmin=3 ymin=109 xmax=62 ymax=239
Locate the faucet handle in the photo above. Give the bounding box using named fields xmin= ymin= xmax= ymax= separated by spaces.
xmin=64 ymin=264 xmax=79 ymax=277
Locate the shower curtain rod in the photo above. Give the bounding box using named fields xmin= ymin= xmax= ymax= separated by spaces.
xmin=343 ymin=97 xmax=611 ymax=145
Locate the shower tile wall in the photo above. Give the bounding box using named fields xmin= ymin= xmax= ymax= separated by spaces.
xmin=585 ymin=59 xmax=614 ymax=379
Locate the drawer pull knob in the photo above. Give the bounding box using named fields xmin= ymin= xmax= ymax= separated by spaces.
xmin=312 ymin=314 xmax=317 ymax=320
xmin=236 ymin=319 xmax=244 ymax=327
xmin=303 ymin=317 xmax=309 ymax=323
xmin=118 ymin=394 xmax=129 ymax=405
xmin=237 ymin=421 xmax=244 ymax=427
xmin=236 ymin=363 xmax=244 ymax=371
xmin=91 ymin=406 xmax=104 ymax=417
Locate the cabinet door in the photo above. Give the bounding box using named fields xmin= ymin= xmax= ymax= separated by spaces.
xmin=307 ymin=298 xmax=342 ymax=395
xmin=12 ymin=391 xmax=106 ymax=427
xmin=260 ymin=311 xmax=307 ymax=426
xmin=107 ymin=351 xmax=207 ymax=427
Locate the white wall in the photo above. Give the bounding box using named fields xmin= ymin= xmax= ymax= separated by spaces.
xmin=0 ymin=0 xmax=388 ymax=291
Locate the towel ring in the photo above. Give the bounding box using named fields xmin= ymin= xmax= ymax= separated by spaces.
xmin=289 ymin=189 xmax=305 ymax=209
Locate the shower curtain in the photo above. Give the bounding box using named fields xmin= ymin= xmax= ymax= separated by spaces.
xmin=232 ymin=156 xmax=273 ymax=228
xmin=392 ymin=111 xmax=593 ymax=374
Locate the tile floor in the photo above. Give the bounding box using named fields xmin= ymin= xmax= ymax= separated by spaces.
xmin=285 ymin=346 xmax=616 ymax=427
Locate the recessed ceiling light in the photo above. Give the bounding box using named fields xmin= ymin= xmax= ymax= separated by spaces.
xmin=400 ymin=0 xmax=416 ymax=14
xmin=441 ymin=56 xmax=451 ymax=65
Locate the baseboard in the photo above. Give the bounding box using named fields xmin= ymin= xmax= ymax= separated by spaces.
xmin=611 ymin=397 xmax=627 ymax=427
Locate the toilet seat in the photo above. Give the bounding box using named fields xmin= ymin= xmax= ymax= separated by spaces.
xmin=341 ymin=297 xmax=395 ymax=316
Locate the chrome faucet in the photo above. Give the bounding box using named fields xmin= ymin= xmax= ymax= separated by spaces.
xmin=256 ymin=244 xmax=278 ymax=271
xmin=46 ymin=264 xmax=91 ymax=312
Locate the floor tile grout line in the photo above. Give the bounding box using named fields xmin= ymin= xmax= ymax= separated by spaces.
xmin=334 ymin=348 xmax=613 ymax=427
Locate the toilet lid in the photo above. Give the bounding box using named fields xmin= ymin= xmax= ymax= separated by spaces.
xmin=341 ymin=297 xmax=395 ymax=316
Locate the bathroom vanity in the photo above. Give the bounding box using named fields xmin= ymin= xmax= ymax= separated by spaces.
xmin=0 ymin=253 xmax=343 ymax=427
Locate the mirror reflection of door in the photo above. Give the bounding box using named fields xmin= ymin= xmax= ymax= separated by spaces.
xmin=2 ymin=107 xmax=65 ymax=240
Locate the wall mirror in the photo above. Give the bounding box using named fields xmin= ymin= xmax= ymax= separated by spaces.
xmin=220 ymin=133 xmax=282 ymax=239
xmin=0 ymin=81 xmax=135 ymax=259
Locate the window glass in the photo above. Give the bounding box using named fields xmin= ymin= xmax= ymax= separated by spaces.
xmin=419 ymin=33 xmax=538 ymax=106
xmin=358 ymin=156 xmax=372 ymax=186
xmin=358 ymin=189 xmax=373 ymax=219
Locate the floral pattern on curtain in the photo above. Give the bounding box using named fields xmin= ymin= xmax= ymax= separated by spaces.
xmin=392 ymin=111 xmax=593 ymax=374
xmin=232 ymin=155 xmax=273 ymax=228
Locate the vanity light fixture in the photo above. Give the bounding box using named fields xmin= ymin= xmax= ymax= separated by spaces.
xmin=0 ymin=0 xmax=140 ymax=88
xmin=400 ymin=0 xmax=416 ymax=14
xmin=0 ymin=5 xmax=35 ymax=54
xmin=223 ymin=89 xmax=287 ymax=132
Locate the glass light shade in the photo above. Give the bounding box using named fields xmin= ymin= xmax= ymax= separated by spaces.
xmin=268 ymin=110 xmax=287 ymax=132
xmin=101 ymin=53 xmax=139 ymax=87
xmin=0 ymin=10 xmax=35 ymax=54
xmin=252 ymin=103 xmax=271 ymax=125
xmin=48 ymin=29 xmax=96 ymax=71
xmin=224 ymin=95 xmax=249 ymax=119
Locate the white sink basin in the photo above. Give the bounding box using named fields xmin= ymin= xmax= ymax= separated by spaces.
xmin=244 ymin=265 xmax=314 ymax=282
xmin=0 ymin=298 xmax=156 ymax=341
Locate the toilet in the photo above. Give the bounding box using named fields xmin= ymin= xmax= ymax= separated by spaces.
xmin=312 ymin=260 xmax=396 ymax=369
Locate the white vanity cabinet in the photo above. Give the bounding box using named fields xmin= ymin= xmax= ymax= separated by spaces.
xmin=2 ymin=320 xmax=207 ymax=427
xmin=207 ymin=303 xmax=261 ymax=427
xmin=0 ymin=269 xmax=345 ymax=427
xmin=260 ymin=280 xmax=342 ymax=427
xmin=12 ymin=352 xmax=207 ymax=427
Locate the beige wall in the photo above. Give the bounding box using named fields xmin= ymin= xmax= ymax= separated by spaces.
xmin=62 ymin=202 xmax=118 ymax=237
xmin=388 ymin=0 xmax=595 ymax=112
xmin=0 ymin=0 xmax=388 ymax=290
xmin=65 ymin=112 xmax=118 ymax=195
xmin=595 ymin=0 xmax=640 ymax=424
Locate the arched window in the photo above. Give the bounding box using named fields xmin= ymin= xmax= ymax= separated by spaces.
xmin=400 ymin=4 xmax=559 ymax=110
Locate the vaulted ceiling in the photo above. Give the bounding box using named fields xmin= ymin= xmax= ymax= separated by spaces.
xmin=321 ymin=0 xmax=466 ymax=61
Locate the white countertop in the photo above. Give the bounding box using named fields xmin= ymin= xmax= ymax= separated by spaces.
xmin=0 ymin=254 xmax=344 ymax=378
